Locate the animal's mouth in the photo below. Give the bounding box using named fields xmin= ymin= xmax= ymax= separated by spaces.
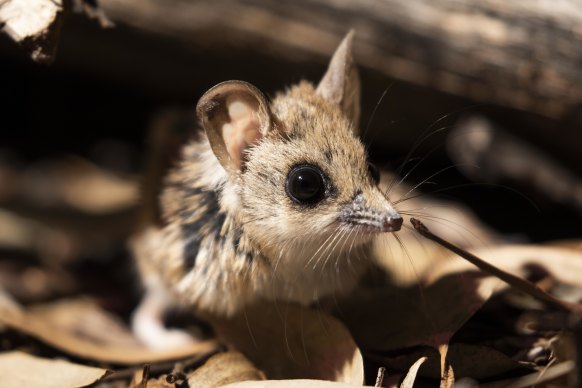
xmin=341 ymin=214 xmax=403 ymax=233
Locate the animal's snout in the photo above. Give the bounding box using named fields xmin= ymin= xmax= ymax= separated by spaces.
xmin=381 ymin=216 xmax=403 ymax=232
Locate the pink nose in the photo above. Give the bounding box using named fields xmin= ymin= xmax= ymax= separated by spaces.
xmin=382 ymin=216 xmax=403 ymax=232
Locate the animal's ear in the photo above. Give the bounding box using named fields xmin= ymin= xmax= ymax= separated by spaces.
xmin=316 ymin=30 xmax=361 ymax=129
xmin=196 ymin=81 xmax=273 ymax=175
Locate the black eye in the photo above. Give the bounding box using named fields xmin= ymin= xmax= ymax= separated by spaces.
xmin=368 ymin=163 xmax=380 ymax=185
xmin=286 ymin=165 xmax=326 ymax=205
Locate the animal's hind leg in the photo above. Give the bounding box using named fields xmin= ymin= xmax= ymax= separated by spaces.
xmin=131 ymin=281 xmax=196 ymax=349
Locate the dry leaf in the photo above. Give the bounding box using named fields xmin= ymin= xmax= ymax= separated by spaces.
xmin=336 ymin=271 xmax=490 ymax=353
xmin=0 ymin=209 xmax=77 ymax=264
xmin=222 ymin=381 xmax=366 ymax=388
xmin=0 ymin=157 xmax=139 ymax=263
xmin=438 ymin=343 xmax=453 ymax=388
xmin=0 ymin=157 xmax=138 ymax=215
xmin=0 ymin=261 xmax=77 ymax=303
xmin=446 ymin=344 xmax=535 ymax=380
xmin=344 ymin=243 xmax=582 ymax=352
xmin=399 ymin=357 xmax=427 ymax=388
xmin=374 ymin=172 xmax=498 ymax=286
xmin=186 ymin=351 xmax=265 ymax=387
xmin=0 ymin=351 xmax=111 ymax=388
xmin=368 ymin=343 xmax=535 ymax=382
xmin=440 ymin=364 xmax=454 ymax=388
xmin=0 ymin=296 xmax=218 ymax=365
xmin=210 ymin=300 xmax=364 ymax=383
xmin=426 ymin=244 xmax=582 ymax=287
xmin=27 ymin=298 xmax=143 ymax=348
xmin=341 ymin=242 xmax=582 ymax=383
xmin=481 ymin=360 xmax=575 ymax=388
xmin=335 ymin=261 xmax=539 ymax=382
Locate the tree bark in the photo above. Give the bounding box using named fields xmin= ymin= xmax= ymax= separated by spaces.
xmin=99 ymin=0 xmax=582 ymax=120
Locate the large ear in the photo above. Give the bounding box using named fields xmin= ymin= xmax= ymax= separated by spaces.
xmin=316 ymin=30 xmax=361 ymax=128
xmin=196 ymin=81 xmax=272 ymax=175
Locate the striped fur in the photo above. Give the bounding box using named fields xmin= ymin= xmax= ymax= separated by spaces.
xmin=131 ymin=33 xmax=401 ymax=317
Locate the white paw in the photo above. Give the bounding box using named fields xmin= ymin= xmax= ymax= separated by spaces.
xmin=132 ymin=286 xmax=199 ymax=350
xmin=132 ymin=307 xmax=198 ymax=349
xmin=143 ymin=328 xmax=197 ymax=350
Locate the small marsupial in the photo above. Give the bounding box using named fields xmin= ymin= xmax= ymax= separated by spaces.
xmin=131 ymin=31 xmax=403 ymax=348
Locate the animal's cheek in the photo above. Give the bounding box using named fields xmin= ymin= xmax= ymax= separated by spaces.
xmin=288 ymin=211 xmax=339 ymax=237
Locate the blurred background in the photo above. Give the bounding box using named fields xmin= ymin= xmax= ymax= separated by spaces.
xmin=1 ymin=0 xmax=581 ymax=309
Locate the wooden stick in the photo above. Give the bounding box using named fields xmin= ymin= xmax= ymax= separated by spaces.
xmin=410 ymin=218 xmax=582 ymax=315
xmin=99 ymin=0 xmax=582 ymax=119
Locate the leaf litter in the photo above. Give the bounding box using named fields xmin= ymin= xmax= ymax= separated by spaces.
xmin=1 ymin=155 xmax=582 ymax=387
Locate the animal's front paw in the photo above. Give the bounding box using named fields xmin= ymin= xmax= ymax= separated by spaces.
xmin=142 ymin=328 xmax=197 ymax=350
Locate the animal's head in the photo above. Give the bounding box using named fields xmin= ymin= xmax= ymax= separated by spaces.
xmin=196 ymin=31 xmax=402 ymax=258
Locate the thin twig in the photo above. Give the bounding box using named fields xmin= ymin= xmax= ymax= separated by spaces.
xmin=573 ymin=316 xmax=582 ymax=387
xmin=374 ymin=366 xmax=386 ymax=387
xmin=140 ymin=364 xmax=150 ymax=388
xmin=410 ymin=218 xmax=582 ymax=315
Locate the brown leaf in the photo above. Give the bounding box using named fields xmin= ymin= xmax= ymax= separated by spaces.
xmin=186 ymin=351 xmax=265 ymax=387
xmin=426 ymin=244 xmax=582 ymax=288
xmin=336 ymin=271 xmax=490 ymax=353
xmin=0 ymin=262 xmax=76 ymax=303
xmin=0 ymin=351 xmax=111 ymax=387
xmin=367 ymin=342 xmax=536 ymax=382
xmin=210 ymin=300 xmax=363 ymax=383
xmin=0 ymin=157 xmax=139 ymax=263
xmin=27 ymin=298 xmax=142 ymax=348
xmin=445 ymin=344 xmax=535 ymax=380
xmin=482 ymin=360 xmax=575 ymax=388
xmin=341 ymin=243 xmax=582 ymax=353
xmin=0 ymin=296 xmax=218 ymax=365
xmin=399 ymin=357 xmax=427 ymax=388
xmin=440 ymin=364 xmax=454 ymax=388
xmin=373 ymin=172 xmax=498 ymax=286
xmin=438 ymin=344 xmax=454 ymax=388
xmin=222 ymin=381 xmax=367 ymax=388
xmin=0 ymin=157 xmax=138 ymax=215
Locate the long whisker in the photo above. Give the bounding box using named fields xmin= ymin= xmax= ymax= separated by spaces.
xmin=304 ymin=228 xmax=341 ymax=270
xmin=395 ymin=182 xmax=540 ymax=212
xmin=334 ymin=226 xmax=356 ymax=276
xmin=319 ymin=225 xmax=355 ymax=303
xmin=319 ymin=227 xmax=348 ymax=272
xmin=400 ymin=211 xmax=488 ymax=248
xmin=363 ymin=84 xmax=393 ymax=140
xmin=395 ymin=204 xmax=456 ymax=213
xmin=401 ymin=224 xmax=432 ymax=260
xmin=316 ymin=227 xmax=348 ymax=298
xmin=273 ymin=236 xmax=298 ymax=278
xmin=379 ymin=231 xmax=396 ymax=274
xmin=313 ymin=227 xmax=348 ymax=300
xmin=395 ymin=124 xmax=501 ymax=192
xmin=391 ymin=233 xmax=437 ymax=333
xmin=387 ymin=124 xmax=453 ymax=193
xmin=332 ymin=227 xmax=356 ymax=291
xmin=386 ymin=103 xmax=485 ymax=196
xmin=392 ymin=233 xmax=420 ymax=282
xmin=312 ymin=227 xmax=344 ymax=274
xmin=394 ymin=164 xmax=476 ymax=205
xmin=346 ymin=242 xmax=365 ymax=278
xmin=386 ymin=125 xmax=461 ymax=196
xmin=401 ymin=103 xmax=484 ymax=167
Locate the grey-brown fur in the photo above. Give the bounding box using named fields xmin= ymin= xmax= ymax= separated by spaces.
xmin=131 ymin=32 xmax=402 ymax=338
xmin=133 ymin=139 xmax=272 ymax=315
